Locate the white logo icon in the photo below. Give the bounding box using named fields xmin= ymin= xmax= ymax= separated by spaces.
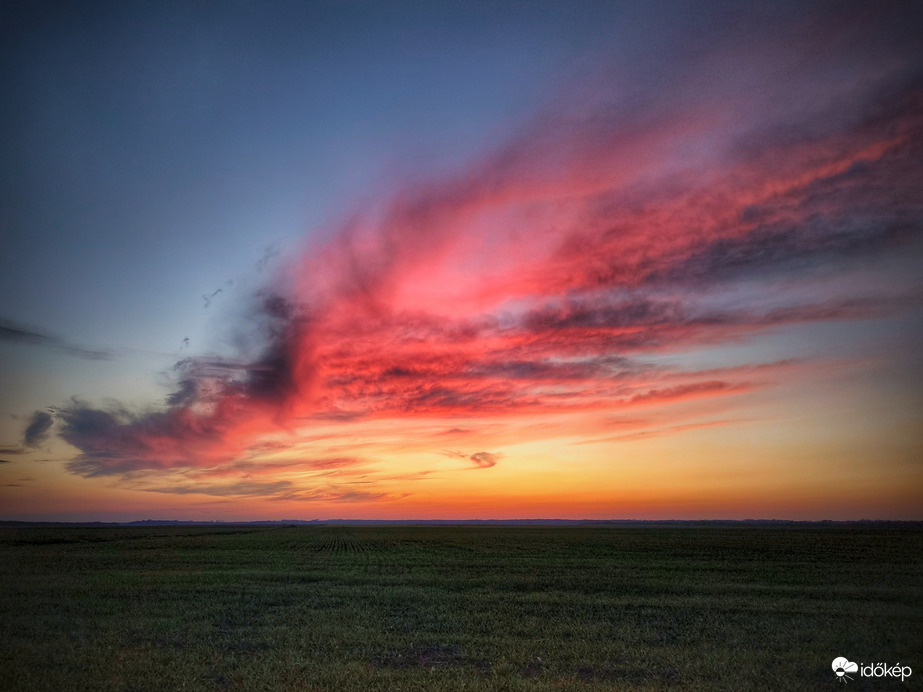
xmin=832 ymin=657 xmax=858 ymax=683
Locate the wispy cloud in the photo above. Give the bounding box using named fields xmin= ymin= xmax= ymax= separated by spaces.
xmin=580 ymin=419 xmax=747 ymax=445
xmin=0 ymin=318 xmax=111 ymax=360
xmin=146 ymin=480 xmax=293 ymax=498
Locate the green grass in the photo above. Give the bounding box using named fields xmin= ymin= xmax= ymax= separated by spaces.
xmin=1 ymin=525 xmax=920 ymax=690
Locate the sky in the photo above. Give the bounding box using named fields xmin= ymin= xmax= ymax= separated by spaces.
xmin=1 ymin=0 xmax=922 ymax=522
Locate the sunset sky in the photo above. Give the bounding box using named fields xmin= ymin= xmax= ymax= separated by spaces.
xmin=1 ymin=0 xmax=922 ymax=521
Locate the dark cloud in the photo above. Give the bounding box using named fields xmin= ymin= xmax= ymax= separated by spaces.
xmin=467 ymin=356 xmax=633 ymax=382
xmin=656 ymin=221 xmax=906 ymax=286
xmin=58 ymin=403 xmax=226 ymax=478
xmin=649 ymin=171 xmax=923 ymax=287
xmin=0 ymin=318 xmax=111 ymax=360
xmin=232 ymin=292 xmax=306 ymax=404
xmin=521 ymin=293 xmax=916 ymax=344
xmin=0 ymin=459 xmax=12 ymax=464
xmin=523 ymin=299 xmax=685 ymax=333
xmin=165 ymin=378 xmax=198 ymax=407
xmin=23 ymin=411 xmax=53 ymax=447
xmin=55 ymin=291 xmax=320 ymax=477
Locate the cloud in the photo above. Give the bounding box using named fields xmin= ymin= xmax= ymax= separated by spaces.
xmin=192 ymin=457 xmax=365 ymax=480
xmin=147 ymin=480 xmax=293 ymax=498
xmin=442 ymin=450 xmax=499 ymax=469
xmin=23 ymin=411 xmax=53 ymax=447
xmin=0 ymin=318 xmax=111 ymax=360
xmin=0 ymin=459 xmax=12 ymax=464
xmin=469 ymin=452 xmax=498 ymax=469
xmin=583 ymin=419 xmax=746 ymax=444
xmin=300 ymin=457 xmax=363 ymax=471
xmin=202 ymin=288 xmax=222 ymax=308
xmin=271 ymin=488 xmax=408 ymax=503
xmin=40 ymin=3 xmax=923 ymax=495
xmin=58 ymin=402 xmax=231 ymax=477
xmin=626 ymin=381 xmax=750 ymax=406
xmin=144 ymin=477 xmax=407 ymax=502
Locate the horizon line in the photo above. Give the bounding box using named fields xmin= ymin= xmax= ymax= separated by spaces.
xmin=2 ymin=518 xmax=922 ymax=527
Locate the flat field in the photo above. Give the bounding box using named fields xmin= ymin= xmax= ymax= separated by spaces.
xmin=0 ymin=525 xmax=920 ymax=690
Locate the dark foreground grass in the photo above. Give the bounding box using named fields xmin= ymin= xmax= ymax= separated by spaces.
xmin=0 ymin=525 xmax=920 ymax=690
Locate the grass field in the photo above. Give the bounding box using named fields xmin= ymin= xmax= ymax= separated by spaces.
xmin=0 ymin=525 xmax=920 ymax=690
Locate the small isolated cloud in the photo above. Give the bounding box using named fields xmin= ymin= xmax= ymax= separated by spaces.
xmin=0 ymin=459 xmax=12 ymax=464
xmin=469 ymin=452 xmax=498 ymax=469
xmin=23 ymin=411 xmax=53 ymax=447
